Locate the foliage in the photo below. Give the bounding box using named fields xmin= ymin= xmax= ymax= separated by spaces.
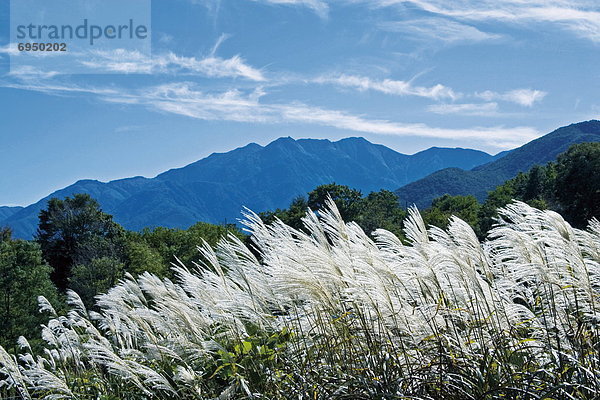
xmin=0 ymin=238 xmax=59 ymax=351
xmin=307 ymin=183 xmax=363 ymax=221
xmin=259 ymin=197 xmax=308 ymax=231
xmin=36 ymin=194 xmax=126 ymax=292
xmin=125 ymin=222 xmax=245 ymax=279
xmin=261 ymin=184 xmax=406 ymax=239
xmin=554 ymin=142 xmax=600 ymax=226
xmin=70 ymin=257 xmax=125 ymax=308
xmin=478 ymin=142 xmax=600 ymax=235
xmin=422 ymin=194 xmax=480 ymax=231
xmin=2 ymin=201 xmax=600 ymax=399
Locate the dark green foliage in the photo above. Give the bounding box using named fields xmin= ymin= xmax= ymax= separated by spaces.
xmin=307 ymin=183 xmax=363 ymax=221
xmin=125 ymin=221 xmax=245 ymax=279
xmin=259 ymin=196 xmax=308 ymax=231
xmin=355 ymin=190 xmax=406 ymax=238
xmin=0 ymin=238 xmax=59 ymax=350
xmin=36 ymin=194 xmax=126 ymax=292
xmin=0 ymin=227 xmax=11 ymax=243
xmin=554 ymin=142 xmax=600 ymax=226
xmin=70 ymin=257 xmax=125 ymax=308
xmin=33 ymin=193 xmax=244 ymax=307
xmin=423 ymin=194 xmax=480 ymax=231
xmin=261 ymin=184 xmax=407 ymax=239
xmin=478 ymin=142 xmax=600 ymax=234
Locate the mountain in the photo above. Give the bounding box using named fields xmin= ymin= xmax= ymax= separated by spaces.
xmin=0 ymin=206 xmax=23 ymax=221
xmin=395 ymin=120 xmax=600 ymax=208
xmin=1 ymin=137 xmax=500 ymax=239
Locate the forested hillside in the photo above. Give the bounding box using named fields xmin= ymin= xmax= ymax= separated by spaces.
xmin=395 ymin=120 xmax=600 ymax=207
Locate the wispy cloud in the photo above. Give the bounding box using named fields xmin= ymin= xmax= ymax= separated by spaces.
xmin=192 ymin=0 xmax=329 ymax=17
xmin=362 ymin=0 xmax=600 ymax=43
xmin=315 ymin=74 xmax=460 ymax=100
xmin=79 ymin=49 xmax=266 ymax=81
xmin=249 ymin=0 xmax=329 ymax=17
xmin=1 ymin=79 xmax=538 ymax=148
xmin=476 ymin=89 xmax=547 ymax=107
xmin=378 ymin=18 xmax=502 ymax=43
xmin=427 ymin=102 xmax=499 ymax=116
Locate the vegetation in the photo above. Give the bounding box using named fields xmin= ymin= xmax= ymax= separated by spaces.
xmin=0 ymin=231 xmax=59 ymax=353
xmin=0 ymin=141 xmax=599 ymax=398
xmin=261 ymin=184 xmax=407 ymax=239
xmin=477 ymin=142 xmax=600 ymax=235
xmin=0 ymin=195 xmax=244 ymax=350
xmin=1 ymin=201 xmax=599 ymax=399
xmin=36 ymin=194 xmax=126 ymax=293
xmin=395 ymin=120 xmax=600 ymax=208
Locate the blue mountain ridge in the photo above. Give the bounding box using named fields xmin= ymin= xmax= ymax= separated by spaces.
xmin=395 ymin=120 xmax=600 ymax=208
xmin=1 ymin=137 xmax=500 ymax=238
xmin=0 ymin=206 xmax=23 ymax=221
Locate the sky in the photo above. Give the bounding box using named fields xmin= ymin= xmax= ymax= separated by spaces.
xmin=0 ymin=0 xmax=599 ymax=206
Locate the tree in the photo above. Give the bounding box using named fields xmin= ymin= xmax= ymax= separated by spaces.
xmin=423 ymin=194 xmax=480 ymax=231
xmin=0 ymin=227 xmax=11 ymax=243
xmin=125 ymin=222 xmax=245 ymax=279
xmin=308 ymin=184 xmax=362 ymax=221
xmin=259 ymin=197 xmax=308 ymax=231
xmin=36 ymin=194 xmax=125 ymax=291
xmin=554 ymin=142 xmax=600 ymax=227
xmin=70 ymin=257 xmax=124 ymax=307
xmin=124 ymin=239 xmax=167 ymax=277
xmin=0 ymin=239 xmax=59 ymax=351
xmin=356 ymin=190 xmax=406 ymax=239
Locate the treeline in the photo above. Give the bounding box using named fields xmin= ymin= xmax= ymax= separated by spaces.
xmin=0 ymin=195 xmax=242 ymax=350
xmin=262 ymin=142 xmax=600 ymax=239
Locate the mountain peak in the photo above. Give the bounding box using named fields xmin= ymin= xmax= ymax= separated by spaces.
xmin=567 ymin=120 xmax=600 ymax=134
xmin=1 ymin=135 xmax=500 ymax=238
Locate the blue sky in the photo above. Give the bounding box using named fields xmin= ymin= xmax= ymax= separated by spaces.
xmin=0 ymin=0 xmax=599 ymax=206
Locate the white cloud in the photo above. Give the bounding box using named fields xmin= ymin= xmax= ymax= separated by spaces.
xmin=379 ymin=18 xmax=502 ymax=43
xmin=427 ymin=102 xmax=499 ymax=116
xmin=361 ymin=0 xmax=600 ymax=43
xmin=315 ymin=74 xmax=459 ymax=100
xmin=79 ymin=49 xmax=266 ymax=81
xmin=2 ymin=80 xmax=538 ymax=148
xmin=192 ymin=0 xmax=328 ymax=17
xmin=249 ymin=0 xmax=329 ymax=17
xmin=476 ymin=89 xmax=547 ymax=107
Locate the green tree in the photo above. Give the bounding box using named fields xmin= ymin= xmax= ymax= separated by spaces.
xmin=36 ymin=194 xmax=125 ymax=291
xmin=356 ymin=190 xmax=406 ymax=239
xmin=0 ymin=227 xmax=12 ymax=243
xmin=124 ymin=239 xmax=167 ymax=277
xmin=261 ymin=185 xmax=406 ymax=239
xmin=554 ymin=142 xmax=600 ymax=227
xmin=70 ymin=257 xmax=124 ymax=307
xmin=259 ymin=196 xmax=308 ymax=231
xmin=126 ymin=222 xmax=245 ymax=278
xmin=423 ymin=194 xmax=480 ymax=231
xmin=0 ymin=239 xmax=59 ymax=351
xmin=307 ymin=183 xmax=362 ymax=221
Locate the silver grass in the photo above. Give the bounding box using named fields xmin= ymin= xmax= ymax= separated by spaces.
xmin=1 ymin=200 xmax=599 ymax=398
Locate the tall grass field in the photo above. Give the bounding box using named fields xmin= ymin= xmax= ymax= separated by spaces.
xmin=1 ymin=201 xmax=599 ymax=399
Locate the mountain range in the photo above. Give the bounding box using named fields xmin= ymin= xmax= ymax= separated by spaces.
xmin=395 ymin=120 xmax=600 ymax=208
xmin=0 ymin=137 xmax=501 ymax=239
xmin=3 ymin=120 xmax=599 ymax=239
xmin=0 ymin=206 xmax=23 ymax=221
